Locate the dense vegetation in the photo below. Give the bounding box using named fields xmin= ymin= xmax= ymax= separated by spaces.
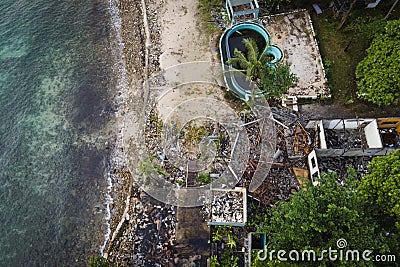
xmin=356 ymin=19 xmax=400 ymax=106
xmin=359 ymin=150 xmax=400 ymax=229
xmin=227 ymin=38 xmax=298 ymax=100
xmin=261 ymin=171 xmax=398 ymax=266
xmin=248 ymin=169 xmax=400 ymax=266
xmin=308 ymin=0 xmax=399 ymax=111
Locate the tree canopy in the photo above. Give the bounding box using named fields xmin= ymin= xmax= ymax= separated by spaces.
xmin=227 ymin=38 xmax=297 ymax=101
xmin=356 ymin=19 xmax=400 ymax=106
xmin=259 ymin=61 xmax=298 ymax=100
xmin=259 ymin=171 xmax=397 ymax=266
xmin=359 ymin=150 xmax=400 ymax=229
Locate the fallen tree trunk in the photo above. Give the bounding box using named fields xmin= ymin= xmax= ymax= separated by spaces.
xmin=337 ymin=0 xmax=357 ymax=30
xmin=385 ymin=0 xmax=399 ymax=20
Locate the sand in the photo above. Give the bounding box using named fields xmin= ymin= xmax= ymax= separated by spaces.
xmin=104 ymin=0 xmax=218 ymax=264
xmin=158 ymin=0 xmax=214 ymax=69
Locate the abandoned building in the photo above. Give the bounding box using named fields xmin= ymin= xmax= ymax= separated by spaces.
xmin=306 ymin=118 xmax=400 ymax=157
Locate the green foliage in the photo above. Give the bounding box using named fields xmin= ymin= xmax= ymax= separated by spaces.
xmin=209 ymin=255 xmax=220 ymax=266
xmin=345 ymin=16 xmax=386 ymax=41
xmin=227 ymin=38 xmax=269 ymax=80
xmin=359 ymin=150 xmax=400 ymax=229
xmin=211 ymin=226 xmax=240 ymax=266
xmin=198 ymin=0 xmax=220 ymax=7
xmin=227 ymin=233 xmax=237 ymax=249
xmin=220 ymin=250 xmax=239 ymax=267
xmin=197 ymin=172 xmax=211 ymax=184
xmin=148 ymin=113 xmax=163 ymax=129
xmin=211 ymin=225 xmax=233 ymax=242
xmin=311 ymin=10 xmax=390 ymax=104
xmin=212 ymin=230 xmax=222 ymax=242
xmin=138 ymin=157 xmax=169 ymax=178
xmin=177 ymin=179 xmax=186 ymax=187
xmin=251 ymin=250 xmax=292 ymax=267
xmin=138 ymin=157 xmax=156 ymax=177
xmin=259 ymin=62 xmax=298 ymax=101
xmin=248 ymin=203 xmax=271 ymax=234
xmin=265 ymin=171 xmax=395 ymax=266
xmin=356 ymin=19 xmax=400 ymax=106
xmin=226 ymin=38 xmax=297 ymax=101
xmin=88 ymin=256 xmax=113 ymax=267
xmin=182 ymin=122 xmax=206 ymax=147
xmin=198 ymin=0 xmax=223 ymax=35
xmin=323 ymin=59 xmax=332 ymax=75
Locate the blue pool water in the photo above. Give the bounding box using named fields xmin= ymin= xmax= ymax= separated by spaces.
xmin=0 ymin=0 xmax=118 ymax=265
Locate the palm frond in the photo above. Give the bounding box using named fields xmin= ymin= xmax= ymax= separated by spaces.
xmin=243 ymin=38 xmax=259 ymax=64
xmin=232 ymin=48 xmax=251 ymax=69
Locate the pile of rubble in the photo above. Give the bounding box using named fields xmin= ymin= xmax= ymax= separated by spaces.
xmin=239 ymin=111 xmax=262 ymax=187
xmin=131 ymin=199 xmax=176 ymax=265
xmin=210 ymin=191 xmax=245 ymax=224
xmin=284 ymin=123 xmax=314 ymax=159
xmin=318 ymin=156 xmax=372 ymax=180
xmin=325 ymin=129 xmax=366 ymax=149
xmin=144 ymin=108 xmax=271 ymax=188
xmin=107 ymin=190 xmax=177 ymax=266
xmin=252 ymin=164 xmax=299 ymax=205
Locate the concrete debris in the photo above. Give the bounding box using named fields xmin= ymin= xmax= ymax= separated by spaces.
xmin=325 ymin=129 xmax=366 ymax=149
xmin=107 ymin=191 xmax=177 ymax=266
xmin=210 ymin=191 xmax=245 ymax=224
xmin=318 ymin=156 xmax=371 ymax=180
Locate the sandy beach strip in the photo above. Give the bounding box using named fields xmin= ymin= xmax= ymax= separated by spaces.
xmin=102 ymin=0 xmax=218 ymax=264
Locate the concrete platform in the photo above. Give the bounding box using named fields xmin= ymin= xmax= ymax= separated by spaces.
xmin=261 ymin=10 xmax=330 ymax=99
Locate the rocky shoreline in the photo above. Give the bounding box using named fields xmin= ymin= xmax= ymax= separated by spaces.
xmin=102 ymin=0 xmax=229 ymax=265
xmin=101 ymin=0 xmax=192 ymax=265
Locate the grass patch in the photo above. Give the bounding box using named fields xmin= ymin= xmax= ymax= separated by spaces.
xmin=310 ymin=2 xmax=399 ymax=105
xmin=312 ymin=14 xmax=367 ymax=104
xmin=198 ymin=0 xmax=224 ymax=36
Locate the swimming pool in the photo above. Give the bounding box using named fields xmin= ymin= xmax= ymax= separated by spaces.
xmin=220 ymin=22 xmax=283 ymax=100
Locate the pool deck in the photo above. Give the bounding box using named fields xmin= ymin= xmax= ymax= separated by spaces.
xmin=260 ymin=9 xmax=330 ymax=99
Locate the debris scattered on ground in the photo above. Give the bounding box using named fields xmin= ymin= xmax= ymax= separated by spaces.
xmin=209 ymin=190 xmax=246 ymax=224
xmin=318 ymin=156 xmax=371 ymax=180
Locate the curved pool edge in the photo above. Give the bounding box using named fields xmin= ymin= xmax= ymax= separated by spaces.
xmin=219 ymin=22 xmax=275 ymax=101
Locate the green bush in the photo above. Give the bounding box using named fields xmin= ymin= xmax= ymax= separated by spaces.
xmin=356 ymin=19 xmax=400 ymax=106
xmin=197 ymin=173 xmax=211 ymax=184
xmin=88 ymin=256 xmax=113 ymax=267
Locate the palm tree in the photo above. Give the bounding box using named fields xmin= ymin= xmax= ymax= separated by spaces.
xmin=226 ymin=38 xmax=298 ymax=100
xmin=226 ymin=38 xmax=272 ymax=81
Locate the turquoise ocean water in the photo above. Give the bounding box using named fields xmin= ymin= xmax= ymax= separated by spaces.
xmin=0 ymin=0 xmax=117 ymax=265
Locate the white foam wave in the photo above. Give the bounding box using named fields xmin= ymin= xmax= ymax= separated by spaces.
xmin=100 ymin=0 xmax=129 ymax=255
